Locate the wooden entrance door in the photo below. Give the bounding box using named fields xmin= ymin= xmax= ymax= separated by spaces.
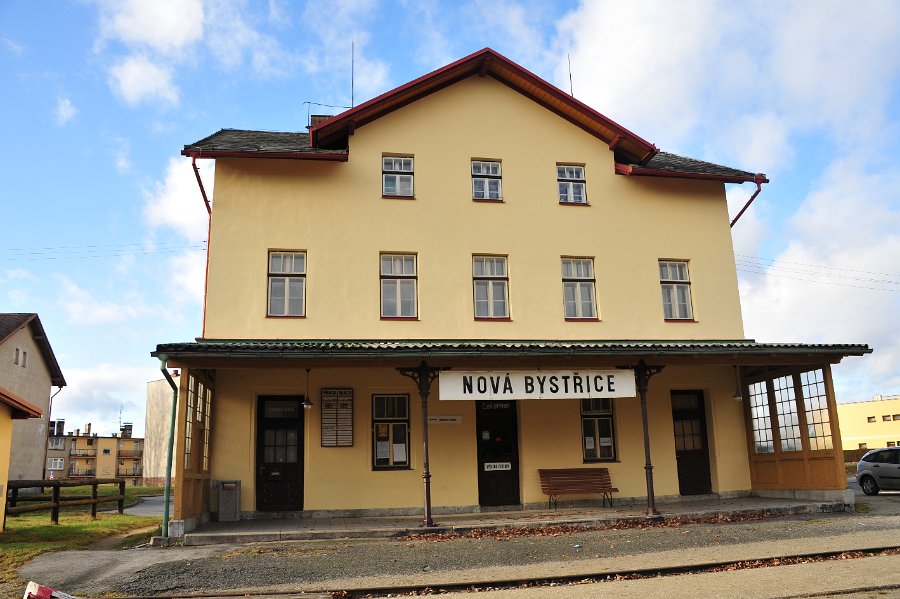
xmin=256 ymin=396 xmax=304 ymax=511
xmin=671 ymin=391 xmax=712 ymax=495
xmin=476 ymin=401 xmax=520 ymax=506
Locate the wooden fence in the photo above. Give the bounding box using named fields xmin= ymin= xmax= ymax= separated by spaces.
xmin=4 ymin=478 xmax=125 ymax=525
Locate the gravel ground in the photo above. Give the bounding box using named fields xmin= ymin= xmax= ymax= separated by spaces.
xmin=106 ymin=511 xmax=900 ymax=596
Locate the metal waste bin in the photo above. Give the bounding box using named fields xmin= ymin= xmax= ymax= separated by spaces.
xmin=214 ymin=480 xmax=241 ymax=522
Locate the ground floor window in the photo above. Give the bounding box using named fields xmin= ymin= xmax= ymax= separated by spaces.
xmin=581 ymin=398 xmax=615 ymax=460
xmin=47 ymin=457 xmax=64 ymax=470
xmin=372 ymin=394 xmax=410 ymax=469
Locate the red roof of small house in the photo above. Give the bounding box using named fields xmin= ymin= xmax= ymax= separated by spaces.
xmin=0 ymin=385 xmax=42 ymax=419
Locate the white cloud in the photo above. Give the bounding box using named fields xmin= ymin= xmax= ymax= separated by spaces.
xmin=110 ymin=135 xmax=132 ymax=173
xmin=108 ymin=54 xmax=179 ymax=106
xmin=55 ymin=96 xmax=77 ymax=126
xmin=723 ymin=112 xmax=794 ymax=177
xmin=57 ymin=277 xmax=150 ymax=326
xmin=95 ymin=0 xmax=204 ymax=55
xmin=0 ymin=35 xmax=24 ymax=56
xmin=143 ymin=157 xmax=212 ymax=305
xmin=301 ymin=0 xmax=389 ymax=100
xmin=740 ymin=157 xmax=900 ymax=400
xmin=463 ymin=0 xmax=547 ymax=68
xmin=143 ymin=157 xmax=212 ymax=241
xmin=52 ymin=364 xmax=160 ymax=437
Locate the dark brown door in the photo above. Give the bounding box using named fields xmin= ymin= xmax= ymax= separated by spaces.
xmin=256 ymin=396 xmax=304 ymax=511
xmin=671 ymin=391 xmax=712 ymax=495
xmin=476 ymin=401 xmax=520 ymax=506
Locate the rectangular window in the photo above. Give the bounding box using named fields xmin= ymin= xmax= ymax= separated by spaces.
xmin=894 ymin=414 xmax=900 ymax=421
xmin=581 ymin=398 xmax=615 ymax=460
xmin=859 ymin=443 xmax=868 ymax=449
xmin=268 ymin=251 xmax=306 ymax=317
xmin=562 ymin=258 xmax=597 ymax=319
xmin=473 ymin=256 xmax=509 ymax=319
xmin=883 ymin=415 xmax=892 ymax=421
xmin=48 ymin=457 xmax=64 ymax=470
xmin=557 ymin=165 xmax=587 ymax=204
xmin=867 ymin=416 xmax=876 ymax=423
xmin=749 ymin=381 xmax=774 ymax=454
xmin=48 ymin=437 xmax=65 ymax=450
xmin=888 ymin=442 xmax=897 ymax=447
xmin=102 ymin=448 xmax=111 ymax=455
xmin=380 ymin=254 xmax=417 ymax=318
xmin=471 ymin=160 xmax=502 ymax=201
xmin=372 ymin=394 xmax=409 ymax=469
xmin=659 ymin=260 xmax=693 ymax=320
xmin=773 ymin=375 xmax=801 ymax=452
xmin=382 ymin=156 xmax=414 ymax=197
xmin=801 ymin=369 xmax=832 ymax=450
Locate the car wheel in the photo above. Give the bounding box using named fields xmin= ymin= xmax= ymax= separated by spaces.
xmin=860 ymin=475 xmax=880 ymax=496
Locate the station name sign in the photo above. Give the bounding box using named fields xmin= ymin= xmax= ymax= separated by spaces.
xmin=439 ymin=370 xmax=636 ymax=401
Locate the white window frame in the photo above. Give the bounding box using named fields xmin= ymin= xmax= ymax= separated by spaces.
xmin=48 ymin=437 xmax=65 ymax=450
xmin=471 ymin=160 xmax=502 ymax=201
xmin=382 ymin=156 xmax=414 ymax=197
xmin=268 ymin=251 xmax=306 ymax=317
xmin=581 ymin=398 xmax=615 ymax=461
xmin=48 ymin=457 xmax=64 ymax=470
xmin=473 ymin=255 xmax=509 ymax=319
xmin=659 ymin=260 xmax=693 ymax=320
xmin=380 ymin=254 xmax=417 ymax=318
xmin=557 ymin=165 xmax=587 ymax=204
xmin=562 ymin=257 xmax=597 ymax=319
xmin=372 ymin=394 xmax=410 ymax=469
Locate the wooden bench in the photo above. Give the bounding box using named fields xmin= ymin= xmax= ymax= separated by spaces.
xmin=538 ymin=468 xmax=618 ymax=509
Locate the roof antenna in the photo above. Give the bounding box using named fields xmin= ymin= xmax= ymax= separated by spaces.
xmin=351 ymin=40 xmax=355 ymax=108
xmin=567 ymin=53 xmax=574 ymax=97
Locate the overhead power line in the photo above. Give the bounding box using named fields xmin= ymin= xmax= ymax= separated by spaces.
xmin=735 ymin=254 xmax=900 ymax=293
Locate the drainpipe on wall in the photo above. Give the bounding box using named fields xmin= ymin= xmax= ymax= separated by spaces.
xmin=730 ymin=175 xmax=767 ymax=228
xmin=158 ymin=355 xmax=178 ymax=538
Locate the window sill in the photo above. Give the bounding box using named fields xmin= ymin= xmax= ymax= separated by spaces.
xmin=664 ymin=318 xmax=698 ymax=323
xmin=474 ymin=317 xmax=512 ymax=322
xmin=473 ymin=198 xmax=504 ymax=203
xmin=380 ymin=316 xmax=419 ymax=321
xmin=559 ymin=201 xmax=591 ymax=207
xmin=382 ymin=194 xmax=416 ymax=200
xmin=565 ymin=317 xmax=600 ymax=322
xmin=266 ymin=315 xmax=307 ymax=319
xmin=372 ymin=466 xmax=412 ymax=471
xmin=582 ymin=458 xmax=618 ymax=464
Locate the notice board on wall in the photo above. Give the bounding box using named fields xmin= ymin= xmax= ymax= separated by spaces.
xmin=321 ymin=388 xmax=353 ymax=447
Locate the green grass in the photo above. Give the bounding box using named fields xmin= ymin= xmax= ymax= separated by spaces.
xmin=0 ymin=512 xmax=159 ymax=584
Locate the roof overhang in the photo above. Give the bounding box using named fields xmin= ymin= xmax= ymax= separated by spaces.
xmin=310 ymin=48 xmax=658 ymax=164
xmin=0 ymin=386 xmax=43 ymax=419
xmin=615 ymin=163 xmax=770 ymax=185
xmin=0 ymin=314 xmax=66 ymax=386
xmin=154 ymin=339 xmax=871 ymax=370
xmin=181 ymin=149 xmax=349 ymax=161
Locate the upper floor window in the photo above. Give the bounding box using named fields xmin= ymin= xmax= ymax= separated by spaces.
xmin=557 ymin=165 xmax=587 ymax=204
xmin=659 ymin=260 xmax=693 ymax=320
xmin=473 ymin=255 xmax=509 ymax=319
xmin=48 ymin=437 xmax=65 ymax=450
xmin=562 ymin=257 xmax=597 ymax=319
xmin=268 ymin=251 xmax=306 ymax=317
xmin=472 ymin=160 xmax=502 ymax=201
xmin=383 ymin=156 xmax=414 ymax=197
xmin=48 ymin=457 xmax=64 ymax=470
xmin=380 ymin=254 xmax=417 ymax=318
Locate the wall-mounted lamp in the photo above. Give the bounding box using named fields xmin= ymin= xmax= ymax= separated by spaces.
xmin=302 ymin=367 xmax=314 ymax=409
xmin=732 ymin=365 xmax=744 ymax=402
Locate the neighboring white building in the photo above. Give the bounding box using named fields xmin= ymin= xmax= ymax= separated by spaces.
xmin=145 ymin=375 xmax=179 ymax=486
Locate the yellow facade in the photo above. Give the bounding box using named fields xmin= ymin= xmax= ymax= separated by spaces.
xmin=159 ymin=50 xmax=865 ymax=532
xmin=205 ymin=76 xmax=744 ymax=342
xmin=837 ymin=396 xmax=900 ymax=450
xmin=0 ymin=404 xmax=13 ymax=525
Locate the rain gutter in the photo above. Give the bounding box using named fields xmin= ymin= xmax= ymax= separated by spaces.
xmin=158 ymin=355 xmax=178 ymax=538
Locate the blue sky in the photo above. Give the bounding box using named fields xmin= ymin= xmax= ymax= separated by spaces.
xmin=2 ymin=1 xmax=899 ymax=436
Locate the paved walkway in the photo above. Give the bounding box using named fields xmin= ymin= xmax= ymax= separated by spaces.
xmin=178 ymin=495 xmax=849 ymax=545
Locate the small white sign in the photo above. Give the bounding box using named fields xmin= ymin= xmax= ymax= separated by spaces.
xmin=440 ymin=369 xmax=636 ymax=401
xmin=428 ymin=416 xmax=462 ymax=424
xmin=484 ymin=462 xmax=512 ymax=471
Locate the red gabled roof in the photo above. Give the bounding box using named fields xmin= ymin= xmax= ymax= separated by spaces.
xmin=310 ymin=48 xmax=659 ymax=164
xmin=0 ymin=385 xmax=42 ymax=419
